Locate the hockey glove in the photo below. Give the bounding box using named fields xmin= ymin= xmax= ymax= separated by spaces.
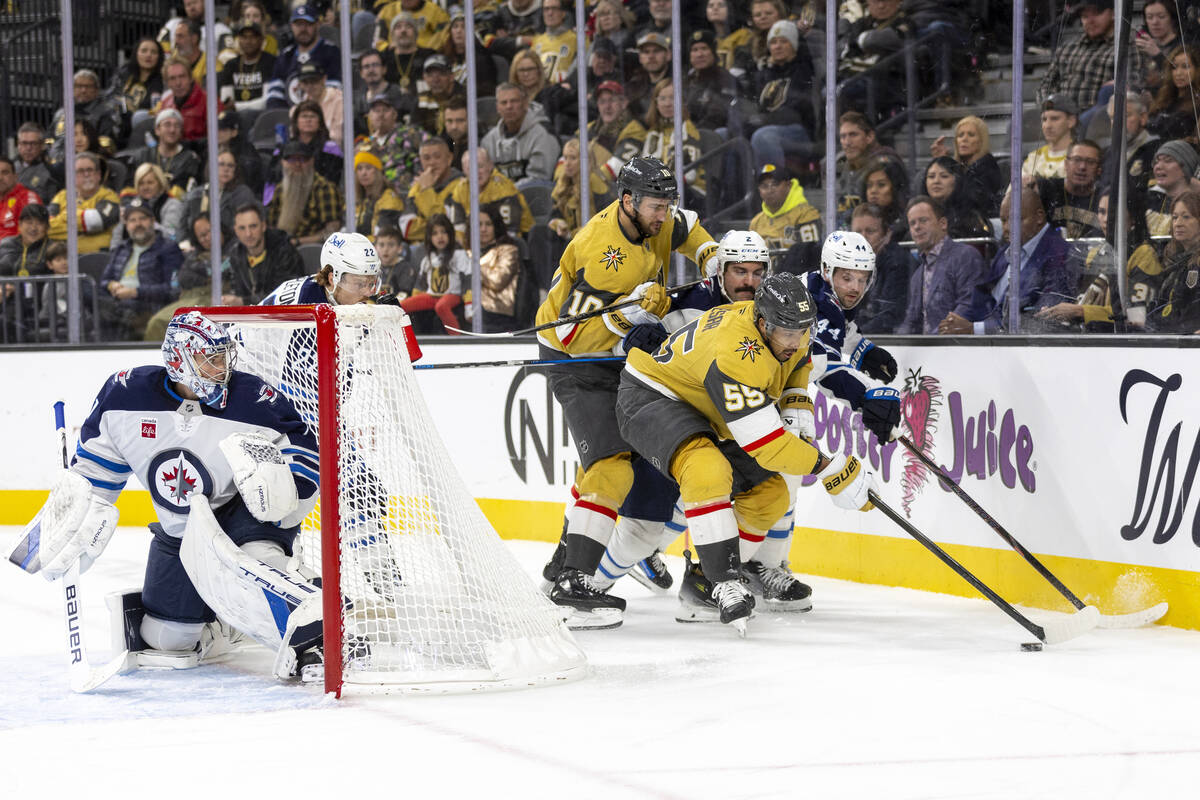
xmin=622 ymin=322 xmax=669 ymax=354
xmin=779 ymin=390 xmax=816 ymax=441
xmin=626 ymin=281 xmax=671 ymax=318
xmin=860 ymin=344 xmax=898 ymax=383
xmin=219 ymin=432 xmax=299 ymax=523
xmin=860 ymin=386 xmax=902 ymax=442
xmin=372 ymin=292 xmax=401 ymax=306
xmin=36 ymin=470 xmax=119 ymax=580
xmin=817 ymin=453 xmax=876 ymax=512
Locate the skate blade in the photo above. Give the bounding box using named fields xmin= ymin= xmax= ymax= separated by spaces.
xmin=763 ymin=597 xmax=813 ymax=613
xmin=628 ymin=566 xmax=673 ymax=595
xmin=538 ymin=577 xmax=554 ymax=596
xmin=563 ymin=607 xmax=623 ymax=631
xmin=730 ymin=617 xmax=748 ymax=638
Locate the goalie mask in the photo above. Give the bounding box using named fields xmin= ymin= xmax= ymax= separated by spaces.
xmin=819 ymin=230 xmax=876 ymax=310
xmin=320 ymin=231 xmax=382 ymax=305
xmin=714 ymin=230 xmax=771 ymax=302
xmin=163 ymin=311 xmax=237 ymax=409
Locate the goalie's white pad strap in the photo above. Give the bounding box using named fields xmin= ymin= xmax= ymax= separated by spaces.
xmin=179 ymin=495 xmax=320 ymax=656
xmin=219 ymin=431 xmax=299 ymax=523
xmin=38 ymin=470 xmax=119 ymax=580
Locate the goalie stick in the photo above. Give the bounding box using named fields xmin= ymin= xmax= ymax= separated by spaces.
xmin=897 ymin=436 xmax=1168 ymax=629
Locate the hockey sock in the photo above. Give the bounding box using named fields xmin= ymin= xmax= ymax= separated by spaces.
xmin=596 ymin=516 xmax=665 ymax=588
xmin=683 ymin=498 xmax=739 ymax=582
xmin=757 ymin=505 xmax=795 ymax=567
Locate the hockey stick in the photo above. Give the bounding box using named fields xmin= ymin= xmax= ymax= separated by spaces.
xmin=440 ymin=278 xmax=707 ymax=338
xmin=414 ymin=355 xmax=624 ymax=371
xmin=897 ymin=436 xmax=1168 ymax=629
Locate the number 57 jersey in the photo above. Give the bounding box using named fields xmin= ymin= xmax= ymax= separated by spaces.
xmin=624 ymin=301 xmax=817 ymax=474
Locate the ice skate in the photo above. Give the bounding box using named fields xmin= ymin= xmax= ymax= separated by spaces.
xmin=628 ymin=550 xmax=673 ymax=594
xmin=550 ymin=568 xmax=625 ymax=630
xmin=741 ymin=560 xmax=813 ymax=612
xmin=711 ymin=579 xmax=755 ymax=637
xmin=539 ymin=537 xmax=566 ymax=595
xmin=675 ymin=555 xmax=721 ymax=623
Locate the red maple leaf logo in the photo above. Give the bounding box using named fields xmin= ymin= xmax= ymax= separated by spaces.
xmin=161 ymin=466 xmax=197 ymax=500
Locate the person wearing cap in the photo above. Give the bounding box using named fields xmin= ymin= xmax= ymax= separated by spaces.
xmin=267 ymin=139 xmax=344 ymax=245
xmin=751 ymin=163 xmax=822 ymax=273
xmin=583 ymin=81 xmax=647 ymax=177
xmin=375 ymin=0 xmax=450 ymax=51
xmin=530 ymin=0 xmax=577 ymax=83
xmin=746 ymin=20 xmax=817 ymax=170
xmin=157 ymin=55 xmax=210 ymax=143
xmin=685 ymin=29 xmax=741 ymax=133
xmin=47 ymin=153 xmax=121 ymax=255
xmin=1144 ymin=139 xmax=1200 ymax=237
xmin=130 ymin=108 xmax=203 ymax=194
xmin=446 ymin=147 xmax=535 ymax=244
xmin=413 ymin=54 xmax=466 ymax=135
xmin=365 ymin=88 xmax=428 ymax=195
xmin=439 ymin=11 xmax=498 ymax=98
xmin=0 ymin=156 xmax=43 ymax=242
xmin=1022 ymin=95 xmax=1079 ymax=180
xmin=482 ymin=83 xmax=561 ymax=182
xmin=627 ymin=31 xmax=672 ymax=117
xmin=96 ymin=197 xmax=184 ymax=340
xmin=837 ymin=0 xmax=913 ymax=119
xmin=380 ymin=12 xmax=435 ymax=97
xmin=483 ymin=0 xmax=547 ymax=62
xmin=219 ymin=18 xmax=277 ymax=112
xmin=296 ymin=63 xmax=345 ymax=148
xmin=353 ymin=148 xmax=405 ymax=238
xmin=0 ymin=201 xmax=51 ymax=283
xmin=49 ymin=69 xmax=122 ymax=149
xmin=267 ymin=4 xmax=343 ymax=109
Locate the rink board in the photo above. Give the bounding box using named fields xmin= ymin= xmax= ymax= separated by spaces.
xmin=2 ymin=339 xmax=1198 ymax=629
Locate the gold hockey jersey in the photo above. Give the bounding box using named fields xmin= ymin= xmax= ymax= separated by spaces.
xmin=625 ymin=301 xmax=821 ymax=476
xmin=536 ymin=199 xmax=718 ymax=355
xmin=531 ymin=29 xmax=578 ymax=83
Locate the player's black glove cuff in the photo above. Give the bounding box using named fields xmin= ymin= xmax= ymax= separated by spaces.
xmin=623 ymin=323 xmax=669 ymax=354
xmin=861 ymin=344 xmax=898 ymax=383
xmin=860 ymin=387 xmax=901 ymax=442
xmin=372 ymin=292 xmax=401 ymax=306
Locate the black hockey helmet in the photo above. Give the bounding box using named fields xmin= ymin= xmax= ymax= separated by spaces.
xmin=617 ymin=156 xmax=678 ymax=206
xmin=754 ymin=273 xmax=817 ymax=335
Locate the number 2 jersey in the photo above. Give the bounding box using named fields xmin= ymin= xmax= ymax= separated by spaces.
xmin=70 ymin=366 xmax=320 ymax=538
xmin=624 ymin=301 xmax=821 ymax=477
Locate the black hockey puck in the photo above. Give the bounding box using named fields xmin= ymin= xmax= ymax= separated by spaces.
xmin=1021 ymin=642 xmax=1043 ymax=652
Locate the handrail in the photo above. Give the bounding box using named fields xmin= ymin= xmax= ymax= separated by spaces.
xmin=683 ymin=135 xmax=759 ymax=226
xmin=0 ymin=274 xmax=101 ymax=344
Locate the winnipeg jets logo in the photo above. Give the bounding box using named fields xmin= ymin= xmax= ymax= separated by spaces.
xmin=599 ymin=246 xmax=626 ymax=271
xmin=161 ymin=462 xmax=197 ymax=501
xmin=734 ymin=337 xmax=763 ymax=362
xmin=147 ymin=449 xmax=213 ymax=513
xmin=258 ymin=384 xmax=279 ymax=404
xmin=114 ymin=369 xmax=132 ymax=387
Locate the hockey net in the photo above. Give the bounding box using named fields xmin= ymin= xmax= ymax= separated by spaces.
xmin=193 ymin=304 xmax=585 ymax=696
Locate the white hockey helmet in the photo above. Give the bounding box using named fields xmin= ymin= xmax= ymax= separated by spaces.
xmin=320 ymin=232 xmax=382 ymax=303
xmin=715 ymin=230 xmax=771 ymax=301
xmin=162 ymin=310 xmax=237 ymax=409
xmin=819 ymin=230 xmax=876 ymax=309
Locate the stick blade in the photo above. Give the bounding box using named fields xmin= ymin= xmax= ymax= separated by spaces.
xmin=1097 ymin=602 xmax=1169 ymax=629
xmin=1039 ymin=604 xmax=1101 ymax=645
xmin=69 ymin=651 xmax=131 ymax=694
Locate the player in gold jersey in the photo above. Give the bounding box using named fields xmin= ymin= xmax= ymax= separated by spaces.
xmin=617 ymin=273 xmax=878 ymax=634
xmin=537 ymin=156 xmax=719 ymax=630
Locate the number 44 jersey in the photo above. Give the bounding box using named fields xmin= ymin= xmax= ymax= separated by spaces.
xmin=624 ymin=301 xmax=822 ymax=477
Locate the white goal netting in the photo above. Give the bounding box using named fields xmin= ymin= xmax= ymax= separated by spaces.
xmin=223 ymin=304 xmax=584 ymax=694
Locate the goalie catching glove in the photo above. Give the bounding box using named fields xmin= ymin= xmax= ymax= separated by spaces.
xmin=817 ymin=453 xmax=877 ymax=512
xmin=33 ymin=470 xmax=119 ymax=580
xmin=219 ymin=431 xmax=299 ymax=523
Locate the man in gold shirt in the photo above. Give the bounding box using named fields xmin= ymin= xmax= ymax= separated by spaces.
xmin=537 ymin=156 xmax=719 ymax=629
xmin=617 ymin=273 xmax=877 ymax=632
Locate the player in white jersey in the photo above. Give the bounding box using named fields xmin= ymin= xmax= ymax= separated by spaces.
xmin=24 ymin=311 xmax=325 ymax=680
xmin=261 ymin=231 xmax=383 ymax=306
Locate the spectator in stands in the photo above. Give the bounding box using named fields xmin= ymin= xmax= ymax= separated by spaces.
xmin=531 ymin=0 xmax=577 ymax=83
xmin=1148 ymin=46 xmax=1200 ymax=140
xmin=1136 ymin=1 xmax=1182 ymax=93
xmin=215 ymin=110 xmax=265 ymax=197
xmin=1038 ymin=140 xmax=1106 ymax=239
xmin=267 ymin=140 xmax=343 ymax=245
xmin=144 ymin=213 xmax=215 ymax=342
xmin=132 ymin=109 xmax=203 ymax=194
xmin=399 ymin=135 xmax=460 ymax=242
xmin=50 ymin=70 xmax=121 ymax=148
xmin=365 ymin=87 xmax=427 ymax=196
xmin=1145 ymin=190 xmax=1200 ymax=332
xmin=482 ymin=83 xmax=560 ymax=182
xmin=746 ymin=20 xmax=816 ymax=171
xmin=747 ymin=0 xmax=787 ymax=68
xmin=0 ymin=158 xmax=43 ymax=242
xmin=705 ymin=0 xmax=752 ymax=75
xmin=353 ymin=50 xmax=400 ymax=131
xmin=838 ymin=0 xmax=914 ymax=119
xmin=375 ymin=0 xmax=450 ymax=51
xmin=413 ymin=55 xmax=466 ymax=135
xmin=168 ymin=18 xmax=208 ymax=85
xmin=904 ymin=1 xmax=975 ymax=100
xmin=930 ymin=115 xmax=1005 ymax=217
xmin=835 ymin=111 xmax=899 ymax=221
xmin=1038 ymin=1 xmax=1145 ymax=129
xmin=896 ymin=195 xmax=986 ymax=334
xmin=1022 ymin=94 xmax=1078 ymax=180
xmin=159 ymin=0 xmax=232 ymax=63
xmin=641 ymin=79 xmax=706 ymax=205
xmin=509 ymin=48 xmax=552 ymax=122
xmin=113 ymin=163 xmax=185 ymax=245
xmin=231 ymin=1 xmax=278 ymax=56
xmin=477 ymin=206 xmax=528 ymax=331
xmin=267 ymin=4 xmax=343 ymax=108
xmin=750 ymin=163 xmax=821 ymax=272
xmin=921 ymin=157 xmax=994 ymax=240
xmin=219 ymin=19 xmax=276 ymax=113
xmin=44 ymin=118 xmax=113 ymax=195
xmin=585 ymin=82 xmax=646 ymax=176
xmin=401 ymin=212 xmax=470 ymax=334
xmin=685 ymin=29 xmax=742 ymax=134
xmin=354 ymin=149 xmax=405 ymax=238
xmin=442 ymin=96 xmax=472 ymax=167
xmin=850 ymin=202 xmax=914 ymax=334
xmin=593 ymin=0 xmax=637 ymax=55
xmin=860 ymin=156 xmax=910 ymax=240
xmin=440 ymin=11 xmax=497 ymax=98
xmin=628 ymin=32 xmax=673 ymax=117
xmin=377 ymin=226 xmax=421 ymax=299
xmin=296 ymin=63 xmax=345 ymax=148
xmin=183 ymin=146 xmax=256 ymax=242
xmin=485 ymin=0 xmax=545 ymax=62
xmin=1144 ymin=139 xmax=1199 ymax=237
xmin=940 ymin=184 xmax=1074 ymax=334
xmin=446 ymin=147 xmax=534 ymax=244
xmin=157 ymin=56 xmax=209 ymax=143
xmin=47 ymin=153 xmax=120 ymax=255
xmin=1102 ymin=91 xmax=1158 ymax=200
xmin=112 ymin=37 xmax=165 ymax=139
xmin=0 ymin=202 xmax=51 ymax=280
xmin=223 ymin=203 xmax=306 ymax=304
xmin=281 ymin=99 xmax=344 ymax=185
xmin=380 ymin=12 xmax=434 ymax=100
xmin=96 ymin=198 xmax=183 ymax=340
xmin=14 ymin=123 xmax=58 ymax=203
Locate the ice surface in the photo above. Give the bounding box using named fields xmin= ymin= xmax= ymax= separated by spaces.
xmin=2 ymin=526 xmax=1197 ymax=799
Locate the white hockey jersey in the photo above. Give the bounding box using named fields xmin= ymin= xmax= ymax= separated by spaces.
xmin=72 ymin=365 xmax=319 ymax=538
